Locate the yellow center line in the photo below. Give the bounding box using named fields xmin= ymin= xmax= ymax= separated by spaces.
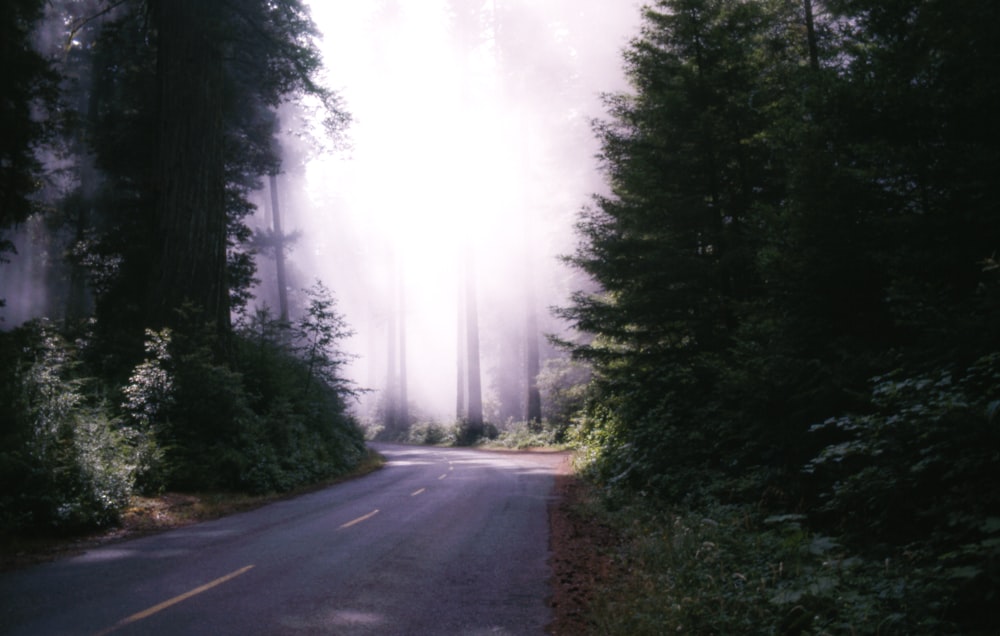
xmin=410 ymin=488 xmax=426 ymax=496
xmin=339 ymin=509 xmax=379 ymax=529
xmin=95 ymin=565 xmax=254 ymax=635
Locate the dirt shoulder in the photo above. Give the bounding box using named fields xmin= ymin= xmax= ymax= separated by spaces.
xmin=546 ymin=455 xmax=618 ymax=635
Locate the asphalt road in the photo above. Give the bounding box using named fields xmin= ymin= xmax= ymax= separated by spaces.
xmin=0 ymin=444 xmax=563 ymax=635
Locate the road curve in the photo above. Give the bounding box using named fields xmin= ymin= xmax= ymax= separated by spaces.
xmin=0 ymin=444 xmax=563 ymax=635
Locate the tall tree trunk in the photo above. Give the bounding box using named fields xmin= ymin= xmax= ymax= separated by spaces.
xmin=397 ymin=263 xmax=408 ymax=429
xmin=366 ymin=296 xmax=378 ymax=420
xmin=465 ymin=249 xmax=484 ymax=437
xmin=496 ymin=321 xmax=523 ymax=423
xmin=385 ymin=251 xmax=398 ymax=433
xmin=147 ymin=0 xmax=228 ymax=334
xmin=803 ymin=0 xmax=820 ymax=71
xmin=456 ymin=257 xmax=466 ymax=420
xmin=525 ymin=296 xmax=542 ymax=425
xmin=268 ymin=173 xmax=289 ymax=323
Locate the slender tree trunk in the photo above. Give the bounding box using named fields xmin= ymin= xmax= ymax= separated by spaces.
xmin=456 ymin=258 xmax=466 ymax=420
xmin=268 ymin=173 xmax=289 ymax=323
xmin=367 ymin=296 xmax=378 ymax=420
xmin=465 ymin=249 xmax=484 ymax=437
xmin=397 ymin=263 xmax=408 ymax=429
xmin=385 ymin=251 xmax=398 ymax=433
xmin=496 ymin=322 xmax=522 ymax=423
xmin=525 ymin=296 xmax=542 ymax=426
xmin=147 ymin=0 xmax=228 ymax=333
xmin=803 ymin=0 xmax=820 ymax=71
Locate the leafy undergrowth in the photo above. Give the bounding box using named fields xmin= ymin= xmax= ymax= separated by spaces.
xmin=484 ymin=420 xmax=567 ymax=450
xmin=397 ymin=418 xmax=570 ymax=451
xmin=0 ymin=449 xmax=384 ymax=572
xmin=571 ymin=486 xmax=984 ymax=635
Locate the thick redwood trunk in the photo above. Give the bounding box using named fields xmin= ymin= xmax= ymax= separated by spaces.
xmin=525 ymin=301 xmax=542 ymax=425
xmin=465 ymin=250 xmax=483 ymax=435
xmin=147 ymin=0 xmax=228 ymax=332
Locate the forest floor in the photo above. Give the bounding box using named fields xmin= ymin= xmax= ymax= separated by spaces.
xmin=1 ymin=449 xmax=616 ymax=635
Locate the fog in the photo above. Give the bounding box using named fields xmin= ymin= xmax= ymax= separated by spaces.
xmin=0 ymin=0 xmax=641 ymax=425
xmin=255 ymin=1 xmax=641 ymax=421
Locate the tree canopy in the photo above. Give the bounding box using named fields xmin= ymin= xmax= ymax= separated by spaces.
xmin=562 ymin=0 xmax=1000 ymax=630
xmin=0 ymin=0 xmax=361 ymax=535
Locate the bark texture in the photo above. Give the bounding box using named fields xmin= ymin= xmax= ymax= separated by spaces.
xmin=147 ymin=0 xmax=228 ymax=331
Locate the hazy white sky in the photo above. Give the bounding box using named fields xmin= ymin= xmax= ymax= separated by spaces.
xmin=269 ymin=0 xmax=641 ymax=420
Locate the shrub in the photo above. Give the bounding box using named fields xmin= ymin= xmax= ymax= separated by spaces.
xmin=491 ymin=418 xmax=561 ymax=449
xmin=538 ymin=356 xmax=592 ymax=440
xmin=406 ymin=421 xmax=457 ymax=446
xmin=588 ymin=492 xmax=961 ymax=635
xmin=805 ymin=354 xmax=1000 ymax=626
xmin=0 ymin=320 xmax=133 ymax=533
xmin=120 ymin=328 xmax=173 ymax=493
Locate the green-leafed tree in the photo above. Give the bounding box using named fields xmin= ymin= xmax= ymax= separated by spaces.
xmin=565 ymin=1 xmax=1000 ymax=626
xmin=0 ymin=0 xmax=58 ymax=265
xmin=561 ymin=0 xmax=803 ymax=494
xmin=71 ymin=0 xmax=347 ymax=350
xmin=1 ymin=0 xmax=364 ymax=536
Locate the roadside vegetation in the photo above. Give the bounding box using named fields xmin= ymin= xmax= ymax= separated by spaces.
xmin=550 ymin=1 xmax=1000 ymax=633
xmin=0 ymin=286 xmax=366 ymax=541
xmin=1 ymin=448 xmax=383 ymax=571
xmin=1 ymin=0 xmax=365 ymax=549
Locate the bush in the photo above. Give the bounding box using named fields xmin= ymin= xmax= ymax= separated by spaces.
xmin=120 ymin=328 xmax=173 ymax=493
xmin=491 ymin=418 xmax=561 ymax=449
xmin=805 ymin=354 xmax=1000 ymax=626
xmin=406 ymin=421 xmax=457 ymax=446
xmin=587 ymin=491 xmax=961 ymax=635
xmin=0 ymin=281 xmax=367 ymax=534
xmin=538 ymin=356 xmax=591 ymax=440
xmin=0 ymin=320 xmax=134 ymax=533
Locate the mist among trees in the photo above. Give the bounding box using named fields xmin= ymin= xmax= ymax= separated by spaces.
xmin=2 ymin=0 xmax=998 ymax=631
xmin=1 ymin=0 xmax=363 ymax=533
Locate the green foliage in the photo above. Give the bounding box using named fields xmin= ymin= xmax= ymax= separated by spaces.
xmin=562 ymin=0 xmax=1000 ymax=632
xmin=489 ymin=419 xmax=561 ymax=449
xmin=0 ymin=0 xmax=59 ymax=234
xmin=0 ymin=321 xmax=133 ymax=533
xmin=0 ymin=285 xmax=364 ymax=535
xmin=805 ymin=355 xmax=1000 ymax=624
xmin=292 ymin=280 xmax=356 ymax=399
xmin=588 ymin=492 xmax=961 ymax=635
xmin=54 ymin=0 xmax=351 ymax=337
xmin=150 ymin=294 xmax=364 ymax=494
xmin=0 ymin=1 xmax=363 ymax=536
xmin=120 ymin=328 xmax=174 ymax=493
xmin=537 ymin=355 xmax=591 ymax=439
xmin=406 ymin=421 xmax=458 ymax=446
